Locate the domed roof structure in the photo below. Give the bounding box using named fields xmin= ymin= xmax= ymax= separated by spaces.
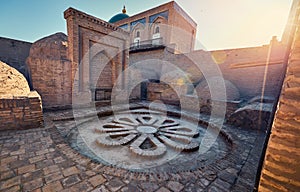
xmin=196 ymin=77 xmax=240 ymax=101
xmin=109 ymin=6 xmax=129 ymax=23
xmin=0 ymin=60 xmax=30 ymax=97
xmin=28 ymin=32 xmax=68 ymax=60
xmin=26 ymin=32 xmax=70 ymax=108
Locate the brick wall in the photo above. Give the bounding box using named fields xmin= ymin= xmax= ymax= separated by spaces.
xmin=114 ymin=1 xmax=196 ymax=53
xmin=181 ymin=95 xmax=240 ymax=118
xmin=0 ymin=37 xmax=32 ymax=88
xmin=169 ymin=4 xmax=196 ymax=52
xmin=0 ymin=91 xmax=43 ymax=130
xmin=0 ymin=60 xmax=43 ymax=130
xmin=259 ymin=0 xmax=300 ymax=191
xmin=64 ymin=7 xmax=129 ymax=105
xmin=209 ymin=40 xmax=286 ymax=99
xmin=130 ymin=39 xmax=285 ymax=101
xmin=26 ymin=33 xmax=72 ymax=109
xmin=147 ymin=82 xmax=186 ymax=103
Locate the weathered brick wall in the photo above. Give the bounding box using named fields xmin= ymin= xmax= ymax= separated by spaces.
xmin=259 ymin=1 xmax=300 ymax=191
xmin=130 ymin=40 xmax=285 ymax=101
xmin=0 ymin=91 xmax=43 ymax=130
xmin=181 ymin=95 xmax=240 ymax=118
xmin=0 ymin=61 xmax=43 ymax=130
xmin=26 ymin=33 xmax=72 ymax=109
xmin=147 ymin=82 xmax=186 ymax=103
xmin=210 ymin=40 xmax=286 ymax=99
xmin=130 ymin=50 xmax=196 ymax=102
xmin=129 ymin=48 xmax=204 ymax=84
xmin=0 ymin=37 xmax=32 ymax=87
xmin=169 ymin=3 xmax=197 ymax=52
xmin=64 ymin=8 xmax=129 ymax=105
xmin=196 ymin=77 xmax=240 ymax=101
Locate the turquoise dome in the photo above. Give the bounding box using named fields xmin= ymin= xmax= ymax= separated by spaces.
xmin=109 ymin=13 xmax=129 ymax=23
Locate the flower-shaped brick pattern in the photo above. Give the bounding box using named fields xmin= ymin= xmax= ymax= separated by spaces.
xmin=95 ymin=114 xmax=200 ymax=158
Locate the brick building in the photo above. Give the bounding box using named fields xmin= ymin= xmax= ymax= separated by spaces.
xmin=0 ymin=1 xmax=287 ymax=109
xmin=110 ymin=1 xmax=197 ymax=53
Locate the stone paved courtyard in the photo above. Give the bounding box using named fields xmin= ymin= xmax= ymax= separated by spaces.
xmin=0 ymin=102 xmax=266 ymax=192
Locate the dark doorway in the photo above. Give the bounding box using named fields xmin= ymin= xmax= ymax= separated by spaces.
xmin=141 ymin=82 xmax=148 ymax=100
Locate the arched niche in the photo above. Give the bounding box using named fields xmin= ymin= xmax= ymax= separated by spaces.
xmin=89 ymin=50 xmax=117 ymax=101
xmin=90 ymin=50 xmax=116 ymax=89
xmin=131 ymin=23 xmax=146 ymax=46
xmin=150 ymin=16 xmax=167 ymax=45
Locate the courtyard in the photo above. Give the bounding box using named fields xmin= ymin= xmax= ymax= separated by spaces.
xmin=0 ymin=1 xmax=300 ymax=192
xmin=1 ymin=102 xmax=266 ymax=191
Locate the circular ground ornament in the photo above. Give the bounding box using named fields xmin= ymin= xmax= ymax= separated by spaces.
xmin=63 ymin=107 xmax=230 ymax=172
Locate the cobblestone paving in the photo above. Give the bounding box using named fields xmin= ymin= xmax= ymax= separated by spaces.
xmin=0 ymin=103 xmax=266 ymax=191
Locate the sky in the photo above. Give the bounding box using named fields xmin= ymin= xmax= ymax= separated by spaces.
xmin=0 ymin=0 xmax=293 ymax=50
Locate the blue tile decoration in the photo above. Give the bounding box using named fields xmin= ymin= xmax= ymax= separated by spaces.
xmin=149 ymin=11 xmax=169 ymax=23
xmin=119 ymin=24 xmax=128 ymax=30
xmin=130 ymin=18 xmax=146 ymax=30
